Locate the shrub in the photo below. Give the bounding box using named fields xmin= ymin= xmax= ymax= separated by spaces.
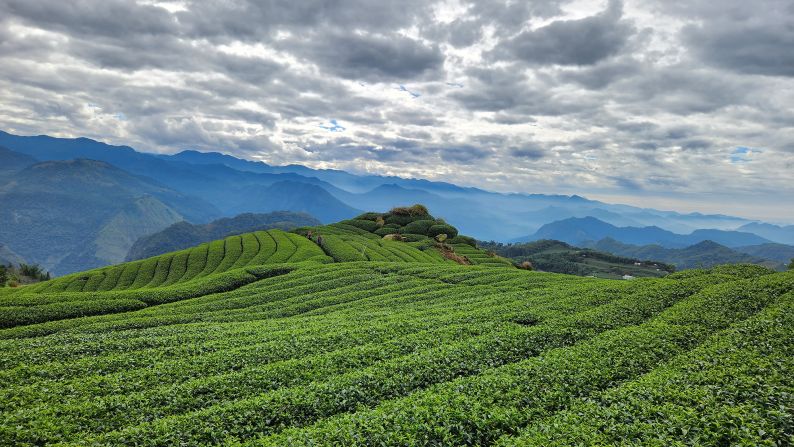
xmin=402 ymin=220 xmax=437 ymax=236
xmin=447 ymin=235 xmax=476 ymax=247
xmin=384 ymin=214 xmax=421 ymax=226
xmin=343 ymin=219 xmax=380 ymax=232
xmin=382 ymin=234 xmax=405 ymax=241
xmin=400 ymin=234 xmax=427 ymax=242
xmin=355 ymin=212 xmax=382 ymax=221
xmin=428 ymin=224 xmax=458 ymax=239
xmin=518 ymin=261 xmax=534 ymax=270
xmin=374 ymin=228 xmax=398 ymax=237
xmin=389 ymin=204 xmax=430 ymax=217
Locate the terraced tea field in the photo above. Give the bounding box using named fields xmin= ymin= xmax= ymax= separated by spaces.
xmin=1 ymin=212 xmax=792 ymax=446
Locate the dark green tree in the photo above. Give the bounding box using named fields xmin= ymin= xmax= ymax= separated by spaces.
xmin=789 ymin=258 xmax=794 ymax=271
xmin=0 ymin=265 xmax=7 ymax=287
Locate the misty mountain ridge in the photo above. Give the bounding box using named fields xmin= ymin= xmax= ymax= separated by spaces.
xmin=0 ymin=130 xmax=769 ymax=240
xmin=0 ymin=153 xmax=210 ymax=275
xmin=737 ymin=222 xmax=794 ymax=245
xmin=0 ymin=130 xmax=791 ymax=276
xmin=591 ymin=237 xmax=785 ymax=271
xmin=519 ymin=216 xmax=771 ymax=248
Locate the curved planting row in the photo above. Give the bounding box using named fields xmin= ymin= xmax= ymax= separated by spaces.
xmin=317 ymin=234 xmax=447 ymax=264
xmin=12 ymin=230 xmax=330 ymax=296
xmin=1 ymin=262 xmax=790 ymax=446
xmin=451 ymin=243 xmax=515 ymax=267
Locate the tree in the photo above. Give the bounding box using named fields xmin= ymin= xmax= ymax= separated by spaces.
xmin=0 ymin=265 xmax=7 ymax=287
xmin=789 ymin=258 xmax=794 ymax=271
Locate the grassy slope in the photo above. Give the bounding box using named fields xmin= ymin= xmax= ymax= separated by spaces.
xmin=1 ymin=221 xmax=792 ymax=446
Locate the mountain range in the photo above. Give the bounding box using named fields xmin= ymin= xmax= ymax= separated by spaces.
xmin=736 ymin=222 xmax=794 ymax=245
xmin=1 ymin=129 xmax=792 ymax=275
xmin=517 ymin=216 xmax=772 ymax=248
xmin=591 ymin=238 xmax=784 ymax=271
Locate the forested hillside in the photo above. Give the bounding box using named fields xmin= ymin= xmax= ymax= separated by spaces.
xmin=592 ymin=238 xmax=785 ymax=270
xmin=1 ymin=208 xmax=792 ymax=446
xmin=0 ymin=152 xmax=217 ymax=275
xmin=481 ymin=239 xmax=675 ymax=278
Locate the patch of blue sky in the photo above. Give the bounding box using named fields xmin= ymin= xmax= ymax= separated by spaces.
xmin=730 ymin=146 xmax=762 ymax=163
xmin=397 ymin=84 xmax=420 ymax=98
xmin=320 ymin=119 xmax=345 ymax=132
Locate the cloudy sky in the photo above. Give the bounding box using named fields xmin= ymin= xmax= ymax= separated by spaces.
xmin=1 ymin=0 xmax=793 ymax=221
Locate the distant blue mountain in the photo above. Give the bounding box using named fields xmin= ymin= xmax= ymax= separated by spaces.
xmin=515 ymin=217 xmax=772 ymax=248
xmin=0 ymin=130 xmax=778 ymax=243
xmin=738 ymin=222 xmax=794 ymax=245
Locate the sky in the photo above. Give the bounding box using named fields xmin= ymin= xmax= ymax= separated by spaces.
xmin=0 ymin=0 xmax=793 ymax=222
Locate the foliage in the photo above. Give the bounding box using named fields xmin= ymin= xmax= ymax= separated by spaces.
xmin=446 ymin=235 xmax=477 ymax=247
xmin=592 ymin=238 xmax=780 ymax=271
xmin=402 ymin=219 xmax=437 ymax=235
xmin=2 ymin=211 xmax=791 ymax=446
xmin=481 ymin=239 xmax=675 ymax=279
xmin=389 ymin=204 xmax=430 ymax=217
xmin=374 ymin=227 xmax=397 ymax=237
xmin=0 ymin=263 xmax=50 ymax=287
xmin=126 ymin=211 xmax=320 ymax=260
xmin=428 ymin=224 xmax=459 ymax=239
xmin=342 ymin=219 xmax=380 ymax=233
xmin=400 ymin=234 xmax=426 ymax=242
xmin=354 ymin=212 xmax=382 ymax=221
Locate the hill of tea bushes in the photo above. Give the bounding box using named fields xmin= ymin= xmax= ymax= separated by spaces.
xmin=0 ymin=207 xmax=793 ymax=446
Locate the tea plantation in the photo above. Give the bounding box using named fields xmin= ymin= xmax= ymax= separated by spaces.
xmin=0 ymin=207 xmax=792 ymax=446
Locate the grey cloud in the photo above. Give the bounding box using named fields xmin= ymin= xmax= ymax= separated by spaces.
xmin=650 ymin=0 xmax=794 ymax=77
xmin=1 ymin=0 xmax=176 ymax=37
xmin=510 ymin=145 xmax=546 ymax=160
xmin=288 ymin=32 xmax=444 ymax=82
xmin=558 ymin=57 xmax=643 ymax=89
xmin=465 ymin=0 xmax=569 ymax=35
xmin=684 ymin=16 xmax=794 ymax=77
xmin=493 ymin=0 xmax=634 ymax=66
xmin=437 ymin=144 xmax=493 ymax=163
xmin=178 ymin=1 xmax=428 ymax=42
xmin=611 ymin=176 xmax=643 ymax=190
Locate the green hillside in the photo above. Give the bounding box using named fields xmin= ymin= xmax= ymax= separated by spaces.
xmin=1 ymin=209 xmax=793 ymax=446
xmin=126 ymin=211 xmax=322 ymax=261
xmin=481 ymin=239 xmax=676 ymax=279
xmin=0 ymin=158 xmax=218 ymax=275
xmin=592 ymin=237 xmax=784 ymax=270
xmin=296 ymin=205 xmax=514 ymax=267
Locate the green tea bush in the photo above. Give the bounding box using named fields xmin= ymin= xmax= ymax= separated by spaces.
xmin=374 ymin=227 xmax=397 ymax=237
xmin=389 ymin=204 xmax=431 ymax=217
xmin=402 ymin=219 xmax=437 ymax=235
xmin=447 ymin=235 xmax=476 ymax=247
xmin=354 ymin=212 xmax=382 ymax=221
xmin=400 ymin=234 xmax=427 ymax=242
xmin=2 ymin=213 xmax=792 ymax=447
xmin=342 ymin=219 xmax=380 ymax=232
xmin=428 ymin=223 xmax=458 ymax=239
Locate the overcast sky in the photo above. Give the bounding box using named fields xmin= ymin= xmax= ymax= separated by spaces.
xmin=1 ymin=0 xmax=792 ymax=221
